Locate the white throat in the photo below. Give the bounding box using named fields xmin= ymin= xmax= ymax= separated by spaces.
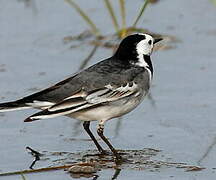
xmin=135 ymin=53 xmax=149 ymax=68
xmin=134 ymin=54 xmax=153 ymax=81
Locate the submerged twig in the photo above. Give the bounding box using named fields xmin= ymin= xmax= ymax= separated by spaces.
xmin=197 ymin=135 xmax=216 ymax=165
xmin=21 ymin=174 xmax=27 ymax=180
xmin=0 ymin=165 xmax=73 ymax=177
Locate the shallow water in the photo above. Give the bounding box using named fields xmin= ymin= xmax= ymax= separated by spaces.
xmin=0 ymin=0 xmax=216 ymax=179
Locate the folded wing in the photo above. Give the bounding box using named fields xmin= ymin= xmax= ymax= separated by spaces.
xmin=24 ymin=82 xmax=139 ymax=122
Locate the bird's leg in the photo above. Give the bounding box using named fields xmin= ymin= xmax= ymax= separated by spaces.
xmin=83 ymin=121 xmax=106 ymax=154
xmin=97 ymin=122 xmax=122 ymax=162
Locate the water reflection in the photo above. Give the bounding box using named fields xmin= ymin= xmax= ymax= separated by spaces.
xmin=70 ymin=168 xmax=121 ymax=179
xmin=26 ymin=146 xmax=42 ymax=169
xmin=17 ymin=148 xmax=204 ymax=179
xmin=94 ymin=169 xmax=121 ymax=180
xmin=111 ymin=169 xmax=121 ymax=180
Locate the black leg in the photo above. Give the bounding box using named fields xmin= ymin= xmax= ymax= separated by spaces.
xmin=83 ymin=121 xmax=105 ymax=154
xmin=97 ymin=125 xmax=122 ymax=161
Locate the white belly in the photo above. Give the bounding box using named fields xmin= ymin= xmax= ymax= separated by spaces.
xmin=67 ymin=94 xmax=145 ymax=122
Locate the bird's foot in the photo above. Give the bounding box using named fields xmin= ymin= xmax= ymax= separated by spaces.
xmin=112 ymin=150 xmax=123 ymax=164
xmin=99 ymin=149 xmax=110 ymax=156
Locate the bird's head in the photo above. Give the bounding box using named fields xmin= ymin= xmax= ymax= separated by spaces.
xmin=114 ymin=33 xmax=162 ymax=66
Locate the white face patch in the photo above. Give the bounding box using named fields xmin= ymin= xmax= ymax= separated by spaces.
xmin=135 ymin=34 xmax=154 ymax=68
xmin=136 ymin=34 xmax=154 ymax=56
xmin=129 ymin=34 xmax=154 ymax=81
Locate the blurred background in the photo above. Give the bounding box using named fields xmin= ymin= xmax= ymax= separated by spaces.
xmin=0 ymin=0 xmax=216 ymax=179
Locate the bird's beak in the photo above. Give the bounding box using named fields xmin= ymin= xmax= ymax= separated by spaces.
xmin=153 ymin=38 xmax=163 ymax=44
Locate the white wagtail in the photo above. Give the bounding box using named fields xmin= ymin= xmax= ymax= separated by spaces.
xmin=0 ymin=33 xmax=162 ymax=161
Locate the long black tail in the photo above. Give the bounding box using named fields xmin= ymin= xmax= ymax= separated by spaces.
xmin=0 ymin=100 xmax=31 ymax=112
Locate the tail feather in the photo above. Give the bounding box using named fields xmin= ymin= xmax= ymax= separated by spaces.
xmin=0 ymin=101 xmax=31 ymax=112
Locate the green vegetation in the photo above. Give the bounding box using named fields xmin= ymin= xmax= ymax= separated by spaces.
xmin=65 ymin=0 xmax=150 ymax=39
xmin=210 ymin=0 xmax=216 ymax=6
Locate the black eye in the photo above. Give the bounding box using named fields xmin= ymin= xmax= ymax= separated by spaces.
xmin=148 ymin=40 xmax=152 ymax=45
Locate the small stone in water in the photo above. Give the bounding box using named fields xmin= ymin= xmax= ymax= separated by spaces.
xmin=68 ymin=164 xmax=97 ymax=174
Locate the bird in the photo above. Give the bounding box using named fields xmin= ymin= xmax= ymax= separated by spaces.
xmin=0 ymin=33 xmax=162 ymax=161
